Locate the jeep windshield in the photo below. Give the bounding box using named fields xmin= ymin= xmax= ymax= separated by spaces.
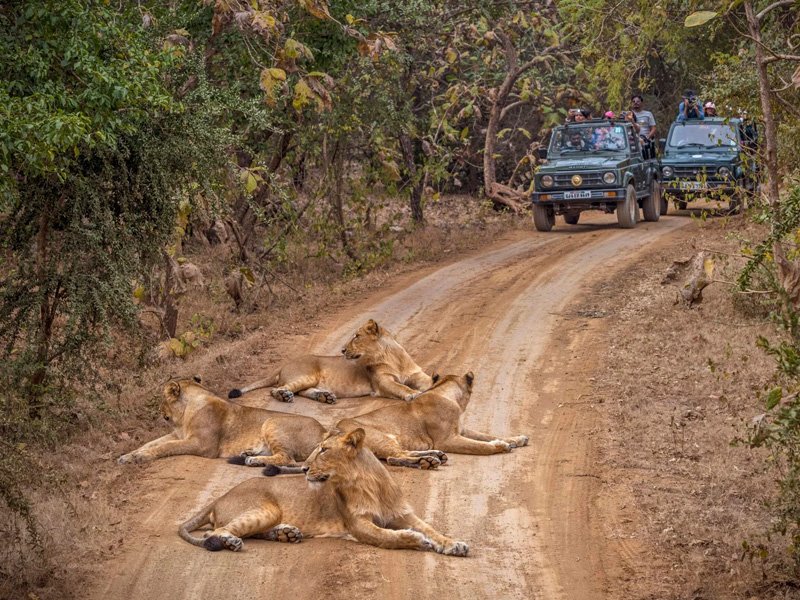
xmin=667 ymin=122 xmax=738 ymax=149
xmin=548 ymin=124 xmax=630 ymax=156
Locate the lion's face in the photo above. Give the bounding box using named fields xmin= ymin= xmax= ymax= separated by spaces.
xmin=159 ymin=377 xmax=202 ymax=425
xmin=303 ymin=429 xmax=365 ymax=483
xmin=342 ymin=319 xmax=382 ymax=360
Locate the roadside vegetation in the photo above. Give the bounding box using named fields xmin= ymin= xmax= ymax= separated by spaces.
xmin=1 ymin=0 xmax=799 ymax=596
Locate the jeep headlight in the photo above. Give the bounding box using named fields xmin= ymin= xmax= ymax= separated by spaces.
xmin=541 ymin=175 xmax=554 ymax=188
xmin=662 ymin=166 xmax=674 ymax=178
xmin=602 ymin=172 xmax=616 ymax=184
xmin=718 ymin=166 xmax=731 ymax=178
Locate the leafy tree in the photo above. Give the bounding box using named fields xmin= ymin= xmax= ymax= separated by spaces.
xmin=0 ymin=1 xmax=231 ymax=420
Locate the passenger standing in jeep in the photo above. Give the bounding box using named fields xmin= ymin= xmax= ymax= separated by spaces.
xmin=631 ymin=94 xmax=657 ymax=158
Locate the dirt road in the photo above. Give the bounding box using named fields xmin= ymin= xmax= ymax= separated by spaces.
xmin=92 ymin=214 xmax=687 ymax=600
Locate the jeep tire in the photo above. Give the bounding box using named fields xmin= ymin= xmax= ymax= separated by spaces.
xmin=617 ymin=184 xmax=638 ymax=229
xmin=533 ymin=204 xmax=555 ymax=232
xmin=563 ymin=210 xmax=580 ymax=225
xmin=643 ymin=180 xmax=661 ymax=222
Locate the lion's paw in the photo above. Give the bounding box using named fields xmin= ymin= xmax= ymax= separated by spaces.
xmin=442 ymin=541 xmax=469 ymax=557
xmin=509 ymin=435 xmax=529 ymax=448
xmin=418 ymin=455 xmax=441 ymax=470
xmin=432 ymin=450 xmax=448 ymax=464
xmin=406 ymin=530 xmax=434 ymax=551
xmin=117 ymin=453 xmax=143 ymax=465
xmin=203 ymin=533 xmax=242 ymax=552
xmin=272 ymin=389 xmax=294 ymax=403
xmin=491 ymin=439 xmax=512 ymax=453
xmin=244 ymin=456 xmax=265 ymax=467
xmin=313 ymin=391 xmax=336 ymax=404
xmin=265 ymin=524 xmax=303 ymax=544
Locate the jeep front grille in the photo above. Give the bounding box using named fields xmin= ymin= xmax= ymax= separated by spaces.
xmin=553 ymin=173 xmax=604 ymax=186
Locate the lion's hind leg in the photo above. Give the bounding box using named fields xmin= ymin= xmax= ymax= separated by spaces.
xmin=386 ymin=450 xmax=445 ymax=470
xmin=271 ymin=374 xmax=320 ymax=403
xmin=297 ymin=387 xmax=337 ymax=404
xmin=203 ymin=505 xmax=281 ymax=552
xmin=258 ymin=524 xmax=303 ymax=543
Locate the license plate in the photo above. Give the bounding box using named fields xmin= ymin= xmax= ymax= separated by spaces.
xmin=564 ymin=191 xmax=592 ymax=200
xmin=679 ymin=181 xmax=703 ymax=190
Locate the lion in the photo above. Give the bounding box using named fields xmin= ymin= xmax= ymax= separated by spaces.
xmin=178 ymin=428 xmax=469 ymax=556
xmin=117 ymin=378 xmax=325 ymax=468
xmin=261 ymin=372 xmax=529 ymax=474
xmin=227 ymin=319 xmax=434 ymax=404
xmin=334 ymin=371 xmax=529 ymax=469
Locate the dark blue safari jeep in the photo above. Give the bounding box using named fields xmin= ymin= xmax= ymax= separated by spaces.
xmin=659 ymin=117 xmax=758 ymax=213
xmin=531 ymin=120 xmax=662 ymax=231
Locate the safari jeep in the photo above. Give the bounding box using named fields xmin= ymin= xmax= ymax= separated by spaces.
xmin=659 ymin=117 xmax=757 ymax=213
xmin=531 ymin=119 xmax=662 ymax=231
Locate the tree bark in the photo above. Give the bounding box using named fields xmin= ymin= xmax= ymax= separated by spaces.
xmin=744 ymin=0 xmax=779 ymax=207
xmin=399 ymin=133 xmax=425 ymax=223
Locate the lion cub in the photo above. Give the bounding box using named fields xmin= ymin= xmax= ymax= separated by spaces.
xmin=227 ymin=319 xmax=434 ymax=404
xmin=118 ymin=378 xmax=325 ymax=468
xmin=179 ymin=429 xmax=468 ymax=556
xmin=334 ymin=372 xmax=529 ymax=469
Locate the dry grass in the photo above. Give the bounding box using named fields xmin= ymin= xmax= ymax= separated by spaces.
xmin=580 ymin=211 xmax=800 ymax=599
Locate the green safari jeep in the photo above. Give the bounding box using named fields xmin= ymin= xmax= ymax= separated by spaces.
xmin=659 ymin=117 xmax=757 ymax=213
xmin=531 ymin=120 xmax=662 ymax=231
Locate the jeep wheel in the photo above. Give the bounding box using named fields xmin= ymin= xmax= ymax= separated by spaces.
xmin=563 ymin=211 xmax=580 ymax=225
xmin=660 ymin=194 xmax=669 ymax=215
xmin=617 ymin=184 xmax=638 ymax=229
xmin=643 ymin=180 xmax=661 ymax=222
xmin=678 ymin=200 xmax=688 ymax=210
xmin=533 ymin=204 xmax=555 ymax=232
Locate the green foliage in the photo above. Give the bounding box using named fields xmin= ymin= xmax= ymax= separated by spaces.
xmin=0 ymin=2 xmax=234 ymax=552
xmin=737 ymin=185 xmax=800 ymax=566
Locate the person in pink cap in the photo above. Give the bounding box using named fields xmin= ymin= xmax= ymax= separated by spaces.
xmin=704 ymin=101 xmax=717 ymax=117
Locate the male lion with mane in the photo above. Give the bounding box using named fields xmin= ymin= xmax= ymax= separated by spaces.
xmin=178 ymin=429 xmax=468 ymax=556
xmin=118 ymin=378 xmax=325 ymax=468
xmin=227 ymin=319 xmax=433 ymax=404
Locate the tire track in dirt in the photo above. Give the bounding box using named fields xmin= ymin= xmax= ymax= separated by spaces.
xmin=90 ymin=215 xmax=687 ymax=600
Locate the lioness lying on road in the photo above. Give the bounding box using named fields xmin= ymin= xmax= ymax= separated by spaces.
xmin=334 ymin=372 xmax=529 ymax=469
xmin=178 ymin=428 xmax=469 ymax=556
xmin=118 ymin=378 xmax=325 ymax=467
xmin=227 ymin=319 xmax=433 ymax=404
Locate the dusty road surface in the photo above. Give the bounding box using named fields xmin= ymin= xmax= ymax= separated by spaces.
xmin=92 ymin=214 xmax=687 ymax=600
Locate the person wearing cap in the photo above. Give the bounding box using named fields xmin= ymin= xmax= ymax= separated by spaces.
xmin=704 ymin=101 xmax=717 ymax=117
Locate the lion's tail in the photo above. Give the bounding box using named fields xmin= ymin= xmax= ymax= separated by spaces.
xmin=178 ymin=503 xmax=215 ymax=547
xmin=262 ymin=465 xmax=305 ymax=476
xmin=228 ymin=370 xmax=281 ymax=399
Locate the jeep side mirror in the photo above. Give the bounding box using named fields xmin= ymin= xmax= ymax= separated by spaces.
xmin=537 ymin=147 xmax=548 ymax=160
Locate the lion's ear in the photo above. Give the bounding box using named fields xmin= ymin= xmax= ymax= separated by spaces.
xmin=165 ymin=381 xmax=182 ymax=400
xmin=465 ymin=371 xmax=475 ymax=386
xmin=344 ymin=428 xmax=365 ymax=450
xmin=192 ymin=375 xmax=202 ymax=384
xmin=365 ymin=319 xmax=379 ymax=335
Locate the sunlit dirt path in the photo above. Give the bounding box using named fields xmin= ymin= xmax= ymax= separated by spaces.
xmin=90 ymin=214 xmax=687 ymax=600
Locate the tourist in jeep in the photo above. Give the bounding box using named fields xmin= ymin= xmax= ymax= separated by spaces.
xmin=631 ymin=94 xmax=657 ymax=158
xmin=703 ymin=101 xmax=717 ymax=117
xmin=564 ymin=130 xmax=591 ymax=151
xmin=677 ymin=90 xmax=704 ymax=122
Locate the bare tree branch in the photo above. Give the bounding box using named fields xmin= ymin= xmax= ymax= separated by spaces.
xmin=756 ymin=0 xmax=798 ymax=22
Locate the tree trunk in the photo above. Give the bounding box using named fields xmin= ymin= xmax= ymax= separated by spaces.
xmin=744 ymin=0 xmax=779 ymax=207
xmin=399 ymin=133 xmax=424 ymax=223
